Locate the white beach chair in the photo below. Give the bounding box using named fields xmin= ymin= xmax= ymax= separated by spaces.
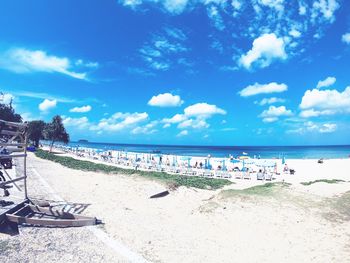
xmin=256 ymin=170 xmax=264 ymax=180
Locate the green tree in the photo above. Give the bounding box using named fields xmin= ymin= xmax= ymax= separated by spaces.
xmin=28 ymin=120 xmax=46 ymax=147
xmin=44 ymin=115 xmax=69 ymax=152
xmin=0 ymin=94 xmax=22 ymax=122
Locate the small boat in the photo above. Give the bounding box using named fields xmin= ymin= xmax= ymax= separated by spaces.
xmin=5 ymin=202 xmax=100 ymax=228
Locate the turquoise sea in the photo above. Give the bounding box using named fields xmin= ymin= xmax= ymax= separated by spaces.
xmin=58 ymin=142 xmax=350 ymax=159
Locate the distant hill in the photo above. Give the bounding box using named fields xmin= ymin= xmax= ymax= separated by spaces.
xmin=77 ymin=139 xmax=89 ymax=143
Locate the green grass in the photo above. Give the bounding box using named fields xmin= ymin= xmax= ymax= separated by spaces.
xmin=34 ymin=149 xmax=232 ymax=190
xmin=220 ymin=182 xmax=291 ymax=197
xmin=300 ymin=179 xmax=345 ymax=186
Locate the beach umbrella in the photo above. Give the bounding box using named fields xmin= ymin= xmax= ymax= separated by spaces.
xmin=208 ymin=158 xmax=211 ymax=170
xmin=282 ymin=155 xmax=286 ymax=165
xmin=187 ymin=157 xmax=192 ymax=168
xmin=230 ymin=159 xmax=240 ymax=164
xmin=172 ymin=156 xmax=177 ymax=167
xmin=222 ymin=159 xmax=227 ymax=171
xmin=204 ymin=159 xmax=208 ymax=169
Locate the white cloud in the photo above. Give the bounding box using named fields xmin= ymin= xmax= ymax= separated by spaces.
xmin=38 ymin=99 xmax=57 ymax=112
xmin=139 ymin=27 xmax=190 ymax=72
xmin=239 ymin=82 xmax=287 ymax=97
xmin=163 ymin=123 xmax=171 ymax=128
xmin=255 ymin=97 xmax=286 ymax=106
xmin=148 ymin=93 xmax=184 ymax=107
xmin=162 ymin=113 xmax=187 ymax=124
xmin=258 ymin=0 xmax=284 ymax=12
xmin=316 ymin=76 xmax=336 ymax=89
xmin=289 ymin=29 xmax=301 ymax=38
xmin=177 ymin=130 xmax=188 ymax=137
xmin=311 ymin=0 xmax=339 ymax=23
xmin=342 ymin=33 xmax=350 ymax=44
xmin=319 ymin=123 xmax=337 ymax=133
xmin=0 ymin=48 xmax=90 ymax=80
xmin=184 ymin=102 xmax=226 ymax=117
xmin=299 ymin=109 xmax=335 ymax=118
xmin=69 ymin=105 xmax=92 ymax=113
xmin=0 ymin=93 xmax=14 ymax=104
xmin=239 ymin=33 xmax=287 ymax=69
xmin=299 ymin=87 xmax=350 ymax=115
xmin=121 ymin=0 xmax=189 ymax=14
xmin=287 ymin=121 xmax=337 ymax=134
xmin=260 ymin=105 xmax=292 ymax=122
xmin=177 ymin=119 xmax=209 ymax=129
xmin=63 ymin=116 xmax=90 ymax=129
xmin=131 ymin=121 xmax=158 ymax=134
xmin=162 ymin=102 xmax=225 ymax=131
xmin=92 ymin=112 xmax=149 ymax=132
xmin=207 ymin=5 xmax=225 ymax=31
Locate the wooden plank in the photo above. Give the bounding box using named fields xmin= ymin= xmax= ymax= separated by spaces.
xmin=0 ymin=143 xmax=25 ymax=147
xmin=0 ymin=154 xmax=26 ymax=159
xmin=6 ymin=204 xmax=97 ymax=227
xmin=0 ymin=176 xmax=26 ymax=188
xmin=6 ymin=214 xmax=97 ymax=227
xmin=0 ymin=119 xmax=27 ymax=128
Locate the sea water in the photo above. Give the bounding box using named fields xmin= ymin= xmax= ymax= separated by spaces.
xmin=55 ymin=142 xmax=350 ymax=159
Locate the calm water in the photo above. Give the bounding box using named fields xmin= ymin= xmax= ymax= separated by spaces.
xmin=59 ymin=141 xmax=350 ymax=159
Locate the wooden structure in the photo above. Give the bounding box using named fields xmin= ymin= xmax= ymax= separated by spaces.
xmin=0 ymin=119 xmax=98 ymax=234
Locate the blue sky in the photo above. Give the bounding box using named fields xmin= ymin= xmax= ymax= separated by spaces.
xmin=1 ymin=0 xmax=350 ymax=146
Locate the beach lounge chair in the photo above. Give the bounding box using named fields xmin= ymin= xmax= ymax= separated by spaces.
xmin=257 ymin=170 xmax=264 ymax=180
xmin=243 ymin=169 xmax=251 ymax=180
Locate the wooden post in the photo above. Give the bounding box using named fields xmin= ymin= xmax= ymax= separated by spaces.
xmin=23 ymin=123 xmax=28 ymax=199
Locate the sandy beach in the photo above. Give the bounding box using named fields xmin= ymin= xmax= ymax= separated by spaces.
xmin=1 ymin=151 xmax=350 ymax=263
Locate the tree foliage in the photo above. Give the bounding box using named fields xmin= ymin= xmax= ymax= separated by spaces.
xmin=0 ymin=100 xmax=22 ymax=122
xmin=44 ymin=115 xmax=69 ymax=151
xmin=28 ymin=120 xmax=46 ymax=147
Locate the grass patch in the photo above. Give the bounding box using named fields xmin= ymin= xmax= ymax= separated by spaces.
xmin=34 ymin=149 xmax=231 ymax=190
xmin=220 ymin=182 xmax=291 ymax=198
xmin=300 ymin=179 xmax=345 ymax=186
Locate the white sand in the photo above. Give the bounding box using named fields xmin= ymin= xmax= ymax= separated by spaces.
xmin=3 ymin=152 xmax=347 ymax=262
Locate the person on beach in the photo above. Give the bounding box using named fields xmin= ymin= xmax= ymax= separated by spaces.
xmin=283 ymin=163 xmax=289 ymax=173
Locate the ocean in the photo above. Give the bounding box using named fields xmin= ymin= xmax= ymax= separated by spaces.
xmin=58 ymin=141 xmax=350 ymax=159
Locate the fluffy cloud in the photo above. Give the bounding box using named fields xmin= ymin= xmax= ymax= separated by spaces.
xmin=299 ymin=87 xmax=350 ymax=115
xmin=287 ymin=121 xmax=337 ymax=134
xmin=69 ymin=105 xmax=92 ymax=113
xmin=38 ymin=99 xmax=57 ymax=112
xmin=139 ymin=27 xmax=190 ymax=72
xmin=299 ymin=109 xmax=335 ymax=118
xmin=0 ymin=93 xmax=14 ymax=104
xmin=177 ymin=119 xmax=209 ymax=129
xmin=0 ymin=48 xmax=94 ymax=80
xmin=121 ymin=0 xmax=189 ymax=14
xmin=239 ymin=82 xmax=287 ymax=97
xmin=311 ymin=0 xmax=339 ymax=23
xmin=260 ymin=105 xmax=292 ymax=122
xmin=162 ymin=113 xmax=187 ymax=124
xmin=162 ymin=102 xmax=226 ymax=130
xmin=131 ymin=121 xmax=158 ymax=134
xmin=316 ymin=76 xmax=336 ymax=89
xmin=91 ymin=112 xmax=149 ymax=132
xmin=255 ymin=97 xmax=286 ymax=106
xmin=342 ymin=33 xmax=350 ymax=44
xmin=239 ymin=33 xmax=287 ymax=69
xmin=148 ymin=93 xmax=184 ymax=107
xmin=63 ymin=116 xmax=90 ymax=129
xmin=258 ymin=0 xmax=284 ymax=12
xmin=319 ymin=123 xmax=337 ymax=133
xmin=176 ymin=130 xmax=188 ymax=137
xmin=184 ymin=102 xmax=226 ymax=117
